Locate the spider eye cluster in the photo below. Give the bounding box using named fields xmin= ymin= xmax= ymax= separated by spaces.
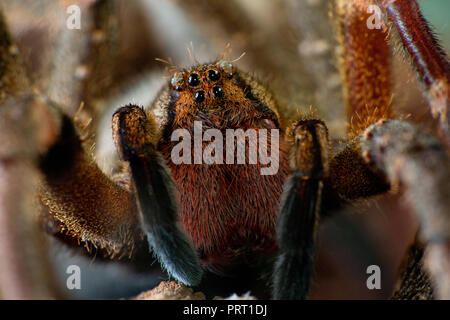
xmin=170 ymin=65 xmax=231 ymax=104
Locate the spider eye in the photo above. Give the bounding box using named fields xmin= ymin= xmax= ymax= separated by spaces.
xmin=170 ymin=72 xmax=184 ymax=91
xmin=194 ymin=91 xmax=205 ymax=103
xmin=218 ymin=61 xmax=233 ymax=78
xmin=188 ymin=73 xmax=200 ymax=87
xmin=213 ymin=86 xmax=224 ymax=98
xmin=208 ymin=69 xmax=220 ymax=81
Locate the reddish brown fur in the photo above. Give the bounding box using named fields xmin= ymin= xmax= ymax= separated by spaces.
xmin=155 ymin=63 xmax=290 ymax=268
xmin=377 ymin=0 xmax=450 ymax=140
xmin=336 ymin=0 xmax=393 ymax=136
xmin=160 ymin=128 xmax=289 ymax=268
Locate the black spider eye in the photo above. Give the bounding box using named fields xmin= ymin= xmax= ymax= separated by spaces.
xmin=194 ymin=91 xmax=205 ymax=103
xmin=170 ymin=72 xmax=184 ymax=91
xmin=213 ymin=86 xmax=224 ymax=98
xmin=188 ymin=73 xmax=200 ymax=87
xmin=208 ymin=69 xmax=220 ymax=81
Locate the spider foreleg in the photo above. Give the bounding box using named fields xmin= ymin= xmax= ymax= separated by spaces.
xmin=377 ymin=0 xmax=450 ymax=142
xmin=112 ymin=105 xmax=203 ymax=286
xmin=361 ymin=119 xmax=450 ymax=299
xmin=38 ymin=102 xmax=143 ymax=260
xmin=273 ymin=118 xmax=328 ymax=299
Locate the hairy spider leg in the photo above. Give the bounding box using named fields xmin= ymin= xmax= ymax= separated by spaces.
xmin=112 ymin=105 xmax=203 ymax=286
xmin=336 ymin=0 xmax=393 ymax=137
xmin=39 ymin=108 xmax=144 ymax=260
xmin=360 ymin=119 xmax=450 ymax=299
xmin=273 ymin=118 xmax=329 ymax=299
xmin=334 ymin=0 xmax=450 ymax=299
xmin=323 ymin=0 xmax=392 ymax=204
xmin=377 ymin=0 xmax=450 ymax=142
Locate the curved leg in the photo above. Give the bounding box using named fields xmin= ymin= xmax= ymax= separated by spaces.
xmin=335 ymin=0 xmax=450 ymax=299
xmin=1 ymin=2 xmax=201 ymax=297
xmin=377 ymin=0 xmax=450 ymax=141
xmin=335 ymin=0 xmax=393 ymax=137
xmin=273 ymin=118 xmax=328 ymax=299
xmin=39 ymin=102 xmax=203 ymax=286
xmin=112 ymin=105 xmax=203 ymax=286
xmin=1 ymin=2 xmax=153 ymax=283
xmin=361 ymin=119 xmax=450 ymax=299
xmin=38 ymin=105 xmax=143 ymax=259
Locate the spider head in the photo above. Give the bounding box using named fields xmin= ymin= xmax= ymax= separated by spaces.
xmin=164 ymin=61 xmax=280 ymax=130
xmin=169 ymin=62 xmax=233 ymax=106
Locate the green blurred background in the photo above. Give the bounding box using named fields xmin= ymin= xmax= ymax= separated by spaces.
xmin=421 ymin=0 xmax=450 ymax=49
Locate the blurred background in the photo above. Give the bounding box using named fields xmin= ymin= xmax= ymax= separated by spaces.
xmin=0 ymin=0 xmax=449 ymax=299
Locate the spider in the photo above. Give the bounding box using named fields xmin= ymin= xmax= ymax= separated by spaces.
xmin=0 ymin=0 xmax=449 ymax=300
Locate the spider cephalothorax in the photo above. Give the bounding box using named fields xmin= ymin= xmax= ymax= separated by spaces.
xmin=150 ymin=62 xmax=290 ymax=269
xmin=0 ymin=0 xmax=449 ymax=300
